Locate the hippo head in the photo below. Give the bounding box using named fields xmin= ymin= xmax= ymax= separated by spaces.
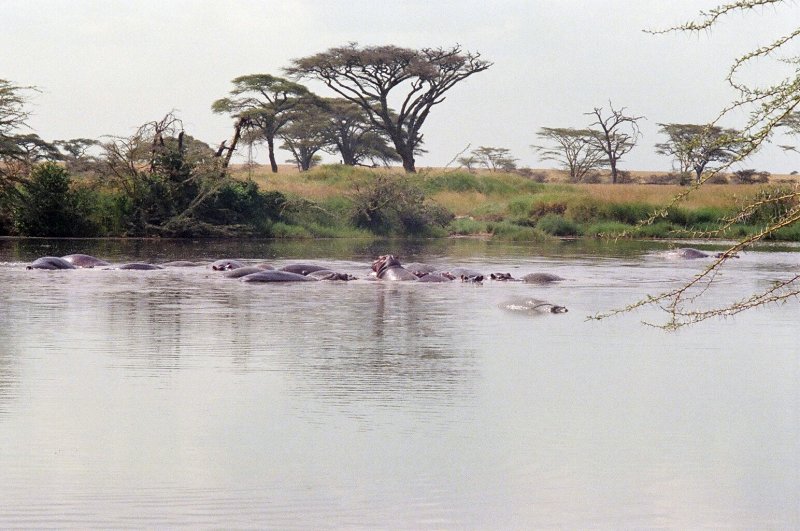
xmin=372 ymin=255 xmax=402 ymax=276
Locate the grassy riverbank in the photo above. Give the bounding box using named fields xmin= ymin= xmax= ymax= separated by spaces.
xmin=232 ymin=164 xmax=800 ymax=242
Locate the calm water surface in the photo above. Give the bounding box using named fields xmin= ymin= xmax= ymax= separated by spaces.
xmin=0 ymin=238 xmax=798 ymax=529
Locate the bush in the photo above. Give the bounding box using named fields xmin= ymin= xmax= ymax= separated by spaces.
xmin=731 ymin=169 xmax=770 ymax=184
xmin=584 ymin=221 xmax=632 ymax=237
xmin=644 ymin=173 xmax=682 ymax=185
xmin=13 ymin=162 xmax=98 ymax=237
xmin=535 ymin=213 xmax=580 ymax=237
xmin=601 ymin=202 xmax=653 ymax=225
xmin=350 ymin=174 xmax=454 ymax=236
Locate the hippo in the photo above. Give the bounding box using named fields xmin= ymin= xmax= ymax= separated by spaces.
xmin=211 ymin=259 xmax=244 ymax=271
xmin=223 ymin=266 xmax=273 ymax=278
xmin=307 ymin=270 xmax=356 ymax=281
xmin=490 ymin=272 xmax=515 ymax=281
xmin=371 ymin=255 xmax=418 ymax=281
xmin=460 ymin=274 xmax=484 ymax=283
xmin=500 ymin=298 xmax=568 ymax=314
xmin=116 ymin=263 xmax=164 ymax=270
xmin=26 ymin=256 xmax=76 ymax=270
xmin=61 ymin=254 xmax=110 ymax=268
xmin=521 ymin=273 xmax=565 ymax=284
xmin=447 ymin=266 xmax=484 ymax=278
xmin=402 ymin=262 xmax=438 ymax=278
xmin=161 ymin=260 xmax=208 ymax=267
xmin=279 ymin=263 xmax=331 ymax=275
xmin=666 ymin=248 xmax=709 ymax=259
xmin=416 ymin=272 xmax=454 ymax=282
xmin=240 ymin=270 xmax=318 ymax=282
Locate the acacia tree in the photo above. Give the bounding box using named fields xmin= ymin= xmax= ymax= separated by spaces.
xmin=212 ymin=74 xmax=311 ymax=173
xmin=279 ymin=102 xmax=329 ymax=171
xmin=654 ymin=123 xmax=745 ymax=184
xmin=285 ymin=43 xmax=492 ymax=173
xmin=586 ymin=103 xmax=643 ymax=184
xmin=532 ymin=127 xmax=606 ymax=182
xmin=459 ymin=146 xmax=517 ymax=172
xmin=318 ymin=98 xmax=400 ymax=167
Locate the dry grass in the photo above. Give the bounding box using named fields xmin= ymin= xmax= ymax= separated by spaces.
xmin=229 ymin=164 xmax=796 ymax=213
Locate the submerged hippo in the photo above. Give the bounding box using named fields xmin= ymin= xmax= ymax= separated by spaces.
xmin=116 ymin=263 xmax=164 ymax=270
xmin=372 ymin=255 xmax=418 ymax=281
xmin=27 ymin=256 xmax=76 ymax=270
xmin=307 ymin=270 xmax=356 ymax=281
xmin=416 ymin=272 xmax=454 ymax=282
xmin=447 ymin=266 xmax=484 ymax=278
xmin=161 ymin=260 xmax=208 ymax=267
xmin=521 ymin=273 xmax=565 ymax=284
xmin=211 ymin=259 xmax=244 ymax=271
xmin=223 ymin=265 xmax=275 ymax=278
xmin=61 ymin=254 xmax=110 ymax=268
xmin=279 ymin=263 xmax=331 ymax=276
xmin=402 ymin=262 xmax=439 ymax=278
xmin=240 ymin=270 xmax=318 ymax=282
xmin=667 ymin=248 xmax=710 ymax=259
xmin=500 ymin=298 xmax=568 ymax=314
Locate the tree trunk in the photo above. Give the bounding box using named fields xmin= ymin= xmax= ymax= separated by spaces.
xmin=399 ymin=148 xmax=416 ymax=173
xmin=609 ymin=159 xmax=618 ymax=184
xmin=267 ymin=136 xmax=278 ymax=173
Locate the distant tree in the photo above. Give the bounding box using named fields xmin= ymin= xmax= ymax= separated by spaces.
xmin=279 ymin=102 xmax=329 ymax=171
xmin=464 ymin=146 xmax=517 ymax=172
xmin=212 ymin=74 xmax=311 ymax=173
xmin=0 ymin=80 xmax=60 ymax=231
xmin=317 ymin=98 xmax=400 ymax=167
xmin=54 ymin=138 xmax=103 ymax=175
xmin=585 ymin=103 xmax=643 ymax=184
xmin=457 ymin=154 xmax=479 ymax=172
xmin=654 ymin=123 xmax=746 ymax=184
xmin=286 ymin=43 xmax=492 ymax=173
xmin=532 ymin=127 xmax=606 ymax=182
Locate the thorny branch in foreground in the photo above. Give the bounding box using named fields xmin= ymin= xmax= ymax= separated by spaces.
xmin=596 ymin=1 xmax=800 ymax=328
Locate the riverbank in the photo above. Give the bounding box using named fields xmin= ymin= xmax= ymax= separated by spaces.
xmin=232 ymin=164 xmax=800 ymax=242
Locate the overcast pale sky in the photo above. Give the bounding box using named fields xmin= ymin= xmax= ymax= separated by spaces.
xmin=3 ymin=0 xmax=799 ymax=172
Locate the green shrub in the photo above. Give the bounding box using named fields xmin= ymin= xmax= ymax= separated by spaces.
xmin=448 ymin=217 xmax=489 ymax=235
xmin=13 ymin=162 xmax=98 ymax=237
xmin=488 ymin=221 xmax=549 ymax=241
xmin=584 ymin=221 xmax=633 ymax=237
xmin=565 ymin=196 xmax=602 ymax=223
xmin=602 ymin=202 xmax=653 ymax=224
xmin=535 ymin=213 xmax=580 ymax=237
xmin=350 ymin=174 xmax=454 ymax=236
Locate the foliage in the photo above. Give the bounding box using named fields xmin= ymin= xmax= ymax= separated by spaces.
xmin=535 ymin=213 xmax=580 ymax=237
xmin=286 ymin=43 xmax=491 ymax=173
xmin=212 ymin=74 xmax=311 ymax=173
xmin=459 ymin=146 xmax=518 ymax=172
xmin=349 ymin=173 xmax=454 ymax=235
xmin=532 ymin=127 xmax=606 ymax=182
xmin=654 ymin=123 xmax=746 ymax=184
xmin=13 ymin=162 xmax=97 ymax=236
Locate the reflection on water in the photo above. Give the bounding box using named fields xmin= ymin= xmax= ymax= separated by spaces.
xmin=0 ymin=238 xmax=798 ymax=528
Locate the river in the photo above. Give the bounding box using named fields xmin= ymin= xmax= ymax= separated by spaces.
xmin=0 ymin=237 xmax=797 ymax=529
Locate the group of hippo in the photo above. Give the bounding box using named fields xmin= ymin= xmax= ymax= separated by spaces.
xmin=25 ymin=253 xmax=568 ymax=284
xmin=23 ymin=247 xmax=730 ymax=315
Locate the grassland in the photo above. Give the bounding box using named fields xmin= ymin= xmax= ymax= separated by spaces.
xmin=227 ymin=164 xmax=799 ymax=242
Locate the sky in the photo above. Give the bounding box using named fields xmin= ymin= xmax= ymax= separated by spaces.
xmin=3 ymin=0 xmax=799 ymax=173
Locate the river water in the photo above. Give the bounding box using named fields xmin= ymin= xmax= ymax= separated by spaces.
xmin=0 ymin=237 xmax=798 ymax=529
